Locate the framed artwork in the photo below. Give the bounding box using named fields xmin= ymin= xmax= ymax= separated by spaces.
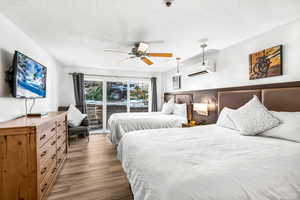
xmin=172 ymin=75 xmax=181 ymax=89
xmin=249 ymin=45 xmax=282 ymax=80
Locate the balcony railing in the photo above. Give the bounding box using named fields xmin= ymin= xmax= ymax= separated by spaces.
xmin=86 ymin=104 xmax=148 ymax=130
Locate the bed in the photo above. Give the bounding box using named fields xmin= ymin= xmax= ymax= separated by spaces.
xmin=118 ymin=87 xmax=300 ymax=200
xmin=108 ymin=94 xmax=193 ymax=144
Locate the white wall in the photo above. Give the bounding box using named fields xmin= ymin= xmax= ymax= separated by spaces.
xmin=58 ymin=66 xmax=162 ymax=109
xmin=162 ymin=19 xmax=300 ymax=96
xmin=0 ymin=14 xmax=60 ymax=122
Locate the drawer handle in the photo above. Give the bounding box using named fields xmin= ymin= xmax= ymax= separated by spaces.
xmin=51 ymin=154 xmax=56 ymax=160
xmin=58 ymin=158 xmax=62 ymax=164
xmin=51 ymin=127 xmax=56 ymax=132
xmin=51 ymin=167 xmax=57 ymax=174
xmin=41 ymin=183 xmax=48 ymax=192
xmin=58 ymin=124 xmax=61 ymax=127
xmin=41 ymin=167 xmax=47 ymax=175
xmin=40 ymin=134 xmax=46 ymax=141
xmin=40 ymin=150 xmax=47 ymax=157
xmin=57 ymin=135 xmax=62 ymax=139
xmin=57 ymin=146 xmax=61 ymax=151
xmin=51 ymin=140 xmax=56 ymax=146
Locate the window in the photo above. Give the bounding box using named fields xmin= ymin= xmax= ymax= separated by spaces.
xmin=84 ymin=78 xmax=151 ymax=131
xmin=130 ymin=82 xmax=149 ymax=112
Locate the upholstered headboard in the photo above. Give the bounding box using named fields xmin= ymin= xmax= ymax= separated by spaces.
xmin=165 ymin=82 xmax=300 ymax=124
xmin=262 ymin=87 xmax=300 ymax=112
xmin=164 ymin=94 xmax=175 ymax=103
xmin=163 ymin=94 xmax=193 ymax=122
xmin=218 ymin=90 xmax=261 ymax=114
xmin=175 ymin=94 xmax=193 ymax=104
xmin=218 ymin=87 xmax=300 ymax=114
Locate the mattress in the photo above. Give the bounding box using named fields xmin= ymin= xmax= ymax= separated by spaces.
xmin=118 ymin=125 xmax=300 ymax=200
xmin=108 ymin=112 xmax=187 ymax=144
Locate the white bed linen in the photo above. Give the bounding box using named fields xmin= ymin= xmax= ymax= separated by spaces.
xmin=118 ymin=125 xmax=300 ymax=200
xmin=108 ymin=112 xmax=187 ymax=144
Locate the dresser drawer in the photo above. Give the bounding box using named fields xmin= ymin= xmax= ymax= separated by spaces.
xmin=38 ymin=122 xmax=57 ymax=147
xmin=57 ymin=116 xmax=67 ymax=131
xmin=39 ymin=136 xmax=57 ymax=181
xmin=57 ymin=122 xmax=66 ymax=133
xmin=57 ymin=141 xmax=66 ymax=166
xmin=40 ymin=161 xmax=57 ymax=199
xmin=57 ymin=133 xmax=66 ymax=148
xmin=39 ymin=135 xmax=57 ymax=163
xmin=57 ymin=124 xmax=67 ymax=143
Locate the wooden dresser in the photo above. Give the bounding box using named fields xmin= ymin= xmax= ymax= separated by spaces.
xmin=0 ymin=112 xmax=68 ymax=200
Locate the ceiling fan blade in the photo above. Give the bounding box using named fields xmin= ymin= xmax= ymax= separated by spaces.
xmin=141 ymin=57 xmax=154 ymax=65
xmin=120 ymin=56 xmax=136 ymax=64
xmin=104 ymin=49 xmax=129 ymax=54
xmin=146 ymin=53 xmax=173 ymax=58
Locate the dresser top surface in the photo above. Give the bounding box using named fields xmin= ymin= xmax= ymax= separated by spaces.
xmin=0 ymin=112 xmax=67 ymax=129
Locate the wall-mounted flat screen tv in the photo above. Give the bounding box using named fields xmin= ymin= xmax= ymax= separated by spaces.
xmin=12 ymin=51 xmax=47 ymax=98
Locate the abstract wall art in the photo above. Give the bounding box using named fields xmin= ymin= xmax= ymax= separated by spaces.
xmin=249 ymin=45 xmax=282 ymax=80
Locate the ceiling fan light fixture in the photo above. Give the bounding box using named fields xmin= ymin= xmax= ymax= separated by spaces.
xmin=137 ymin=42 xmax=149 ymax=53
xmin=104 ymin=41 xmax=173 ymax=66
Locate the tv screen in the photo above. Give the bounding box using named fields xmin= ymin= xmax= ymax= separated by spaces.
xmin=12 ymin=51 xmax=47 ymax=98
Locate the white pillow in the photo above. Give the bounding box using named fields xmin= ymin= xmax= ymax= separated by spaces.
xmin=228 ymin=96 xmax=280 ymax=136
xmin=162 ymin=97 xmax=174 ymax=114
xmin=261 ymin=111 xmax=300 ymax=142
xmin=173 ymin=103 xmax=187 ymax=119
xmin=216 ymin=107 xmax=238 ymax=130
xmin=161 ymin=103 xmax=168 ymax=113
xmin=67 ymin=104 xmax=87 ymax=127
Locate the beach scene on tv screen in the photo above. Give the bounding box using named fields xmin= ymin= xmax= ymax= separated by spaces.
xmin=16 ymin=53 xmax=46 ymax=98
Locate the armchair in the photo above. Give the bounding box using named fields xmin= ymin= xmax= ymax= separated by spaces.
xmin=58 ymin=106 xmax=90 ymax=141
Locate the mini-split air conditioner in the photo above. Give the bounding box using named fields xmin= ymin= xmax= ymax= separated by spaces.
xmin=181 ymin=48 xmax=219 ymax=77
xmin=187 ymin=60 xmax=216 ymax=77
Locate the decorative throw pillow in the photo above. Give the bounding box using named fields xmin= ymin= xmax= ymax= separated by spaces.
xmin=261 ymin=111 xmax=300 ymax=142
xmin=173 ymin=103 xmax=187 ymax=118
xmin=216 ymin=107 xmax=238 ymax=130
xmin=162 ymin=97 xmax=175 ymax=114
xmin=228 ymin=96 xmax=280 ymax=136
xmin=67 ymin=104 xmax=87 ymax=127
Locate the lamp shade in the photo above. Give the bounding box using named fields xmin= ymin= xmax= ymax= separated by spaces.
xmin=194 ymin=103 xmax=208 ymax=116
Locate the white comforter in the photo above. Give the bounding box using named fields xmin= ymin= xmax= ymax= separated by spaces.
xmin=118 ymin=125 xmax=300 ymax=200
xmin=108 ymin=112 xmax=187 ymax=144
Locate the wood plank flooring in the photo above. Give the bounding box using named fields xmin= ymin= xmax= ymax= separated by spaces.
xmin=48 ymin=135 xmax=133 ymax=200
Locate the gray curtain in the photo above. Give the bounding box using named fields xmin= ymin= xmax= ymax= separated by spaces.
xmin=72 ymin=73 xmax=87 ymax=114
xmin=151 ymin=77 xmax=158 ymax=112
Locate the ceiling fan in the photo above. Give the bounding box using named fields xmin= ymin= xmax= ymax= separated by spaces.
xmin=104 ymin=41 xmax=173 ymax=66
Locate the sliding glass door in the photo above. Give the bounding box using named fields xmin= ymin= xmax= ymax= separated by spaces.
xmin=130 ymin=82 xmax=149 ymax=112
xmin=106 ymin=81 xmax=128 ymax=123
xmin=84 ymin=80 xmax=103 ymax=130
xmin=84 ymin=78 xmax=151 ymax=131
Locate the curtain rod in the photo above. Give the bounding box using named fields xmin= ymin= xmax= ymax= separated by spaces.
xmin=68 ymin=73 xmax=152 ymax=79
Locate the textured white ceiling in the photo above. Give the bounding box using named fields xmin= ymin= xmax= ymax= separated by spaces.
xmin=1 ymin=0 xmax=300 ymax=72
